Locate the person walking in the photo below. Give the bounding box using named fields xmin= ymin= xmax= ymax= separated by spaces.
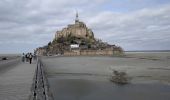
xmin=22 ymin=53 xmax=25 ymax=62
xmin=25 ymin=53 xmax=28 ymax=62
xmin=29 ymin=53 xmax=33 ymax=64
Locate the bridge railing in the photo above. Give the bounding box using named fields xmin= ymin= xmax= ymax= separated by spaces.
xmin=30 ymin=59 xmax=53 ymax=100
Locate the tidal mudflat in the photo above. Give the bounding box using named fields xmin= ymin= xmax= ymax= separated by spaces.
xmin=41 ymin=52 xmax=170 ymax=100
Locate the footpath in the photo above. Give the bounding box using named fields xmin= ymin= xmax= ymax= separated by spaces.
xmin=0 ymin=60 xmax=36 ymax=100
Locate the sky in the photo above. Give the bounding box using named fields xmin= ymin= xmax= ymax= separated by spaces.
xmin=0 ymin=0 xmax=170 ymax=53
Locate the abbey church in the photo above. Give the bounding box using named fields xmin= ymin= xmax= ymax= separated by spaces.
xmin=55 ymin=12 xmax=94 ymax=40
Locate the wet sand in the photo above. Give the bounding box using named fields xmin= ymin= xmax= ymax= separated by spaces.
xmin=41 ymin=52 xmax=170 ymax=100
xmin=0 ymin=54 xmax=20 ymax=61
xmin=48 ymin=78 xmax=170 ymax=100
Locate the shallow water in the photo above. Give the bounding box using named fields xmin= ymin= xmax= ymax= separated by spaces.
xmin=48 ymin=77 xmax=170 ymax=100
xmin=41 ymin=52 xmax=170 ymax=100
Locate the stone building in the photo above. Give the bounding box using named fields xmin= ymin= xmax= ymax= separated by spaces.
xmin=55 ymin=12 xmax=94 ymax=40
xmin=35 ymin=47 xmax=47 ymax=56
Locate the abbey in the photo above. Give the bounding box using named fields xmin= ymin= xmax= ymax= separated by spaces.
xmin=35 ymin=13 xmax=123 ymax=56
xmin=55 ymin=12 xmax=94 ymax=40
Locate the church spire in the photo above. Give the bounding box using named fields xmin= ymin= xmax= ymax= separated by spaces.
xmin=75 ymin=11 xmax=79 ymax=22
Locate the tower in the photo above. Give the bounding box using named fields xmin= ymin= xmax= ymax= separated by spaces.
xmin=75 ymin=11 xmax=79 ymax=23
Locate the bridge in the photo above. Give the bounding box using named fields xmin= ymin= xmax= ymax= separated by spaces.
xmin=0 ymin=57 xmax=53 ymax=100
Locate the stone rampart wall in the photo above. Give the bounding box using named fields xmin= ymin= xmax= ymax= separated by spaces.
xmin=64 ymin=50 xmax=122 ymax=56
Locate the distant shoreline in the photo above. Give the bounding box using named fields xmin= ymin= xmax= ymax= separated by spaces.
xmin=125 ymin=50 xmax=170 ymax=52
xmin=1 ymin=50 xmax=170 ymax=55
xmin=0 ymin=54 xmax=20 ymax=56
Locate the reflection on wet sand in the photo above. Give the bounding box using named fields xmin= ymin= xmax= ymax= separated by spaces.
xmin=41 ymin=52 xmax=170 ymax=100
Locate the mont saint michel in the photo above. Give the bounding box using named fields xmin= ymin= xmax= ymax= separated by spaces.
xmin=35 ymin=13 xmax=123 ymax=56
xmin=1 ymin=0 xmax=170 ymax=100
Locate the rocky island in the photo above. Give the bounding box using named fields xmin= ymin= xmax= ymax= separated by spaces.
xmin=35 ymin=13 xmax=123 ymax=56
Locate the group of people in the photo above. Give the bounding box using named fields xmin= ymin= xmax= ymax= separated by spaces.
xmin=22 ymin=53 xmax=36 ymax=64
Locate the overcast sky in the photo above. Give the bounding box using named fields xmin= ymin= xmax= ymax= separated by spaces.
xmin=0 ymin=0 xmax=170 ymax=53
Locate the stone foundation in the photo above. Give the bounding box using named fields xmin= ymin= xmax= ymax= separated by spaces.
xmin=64 ymin=49 xmax=122 ymax=56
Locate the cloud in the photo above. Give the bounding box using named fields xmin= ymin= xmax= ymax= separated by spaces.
xmin=0 ymin=0 xmax=111 ymax=53
xmin=0 ymin=0 xmax=170 ymax=53
xmin=85 ymin=5 xmax=170 ymax=50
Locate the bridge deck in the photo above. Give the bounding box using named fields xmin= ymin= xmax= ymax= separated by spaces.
xmin=0 ymin=60 xmax=36 ymax=100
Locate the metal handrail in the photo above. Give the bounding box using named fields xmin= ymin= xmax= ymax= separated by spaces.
xmin=31 ymin=59 xmax=51 ymax=100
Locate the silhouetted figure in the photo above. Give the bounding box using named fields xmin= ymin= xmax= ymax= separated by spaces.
xmin=25 ymin=53 xmax=29 ymax=62
xmin=22 ymin=53 xmax=25 ymax=62
xmin=29 ymin=53 xmax=33 ymax=64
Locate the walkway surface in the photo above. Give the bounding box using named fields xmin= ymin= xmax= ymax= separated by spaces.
xmin=0 ymin=60 xmax=36 ymax=100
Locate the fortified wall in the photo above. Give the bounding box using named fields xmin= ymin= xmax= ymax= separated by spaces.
xmin=64 ymin=49 xmax=122 ymax=56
